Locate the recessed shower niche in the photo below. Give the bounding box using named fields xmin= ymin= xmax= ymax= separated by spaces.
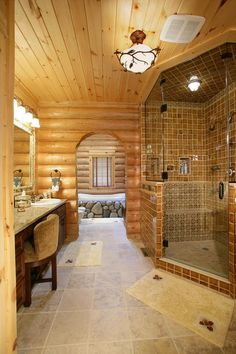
xmin=142 ymin=43 xmax=236 ymax=286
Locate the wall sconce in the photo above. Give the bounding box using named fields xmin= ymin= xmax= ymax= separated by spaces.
xmin=114 ymin=30 xmax=160 ymax=74
xmin=13 ymin=169 xmax=23 ymax=188
xmin=188 ymin=75 xmax=201 ymax=92
xmin=50 ymin=169 xmax=61 ymax=192
xmin=13 ymin=98 xmax=40 ymax=128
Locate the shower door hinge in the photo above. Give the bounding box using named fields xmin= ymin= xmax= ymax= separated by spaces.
xmin=160 ymin=103 xmax=167 ymax=113
xmin=163 ymin=239 xmax=169 ymax=248
xmin=162 ymin=171 xmax=168 ymax=180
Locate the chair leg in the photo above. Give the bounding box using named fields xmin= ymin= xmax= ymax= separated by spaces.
xmin=24 ymin=263 xmax=32 ymax=307
xmin=51 ymin=255 xmax=57 ymax=291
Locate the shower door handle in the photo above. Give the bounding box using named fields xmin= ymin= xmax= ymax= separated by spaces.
xmin=219 ymin=182 xmax=224 ymax=200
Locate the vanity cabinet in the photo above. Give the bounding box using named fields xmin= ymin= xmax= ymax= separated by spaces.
xmin=15 ymin=202 xmax=66 ymax=309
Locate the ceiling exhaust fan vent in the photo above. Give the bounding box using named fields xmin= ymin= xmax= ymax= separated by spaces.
xmin=160 ymin=15 xmax=205 ymax=43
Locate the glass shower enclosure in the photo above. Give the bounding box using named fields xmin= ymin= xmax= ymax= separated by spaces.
xmin=145 ymin=43 xmax=236 ymax=278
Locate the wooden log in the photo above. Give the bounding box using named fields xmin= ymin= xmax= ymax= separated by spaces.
xmin=37 ymin=153 xmax=76 ymax=165
xmin=39 ymin=118 xmax=139 ymax=131
xmin=37 ymin=165 xmax=76 ymax=177
xmin=0 ymin=1 xmax=17 ymax=352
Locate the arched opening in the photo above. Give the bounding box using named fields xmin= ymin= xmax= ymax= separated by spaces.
xmin=76 ymin=133 xmax=126 ymax=225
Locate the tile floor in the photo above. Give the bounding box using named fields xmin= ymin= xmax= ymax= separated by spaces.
xmin=17 ymin=218 xmax=236 ymax=354
xmin=165 ymin=240 xmax=228 ymax=277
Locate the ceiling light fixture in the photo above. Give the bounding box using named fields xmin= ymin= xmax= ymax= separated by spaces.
xmin=188 ymin=75 xmax=201 ymax=92
xmin=114 ymin=30 xmax=160 ymax=74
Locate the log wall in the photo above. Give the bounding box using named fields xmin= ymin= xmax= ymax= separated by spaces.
xmin=14 ymin=126 xmax=30 ymax=186
xmin=77 ymin=133 xmax=125 ymax=193
xmin=37 ymin=103 xmax=141 ymax=240
xmin=0 ymin=1 xmax=17 ymax=353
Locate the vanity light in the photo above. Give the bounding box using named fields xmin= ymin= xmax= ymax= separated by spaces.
xmin=114 ymin=30 xmax=160 ymax=74
xmin=13 ymin=97 xmax=40 ymax=128
xmin=15 ymin=104 xmax=26 ymax=120
xmin=24 ymin=111 xmax=33 ymax=124
xmin=31 ymin=117 xmax=40 ymax=128
xmin=188 ymin=75 xmax=201 ymax=92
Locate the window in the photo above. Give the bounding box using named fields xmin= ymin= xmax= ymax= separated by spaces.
xmin=92 ymin=156 xmax=113 ymax=187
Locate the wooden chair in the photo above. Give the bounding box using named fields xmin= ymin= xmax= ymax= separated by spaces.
xmin=24 ymin=214 xmax=59 ymax=307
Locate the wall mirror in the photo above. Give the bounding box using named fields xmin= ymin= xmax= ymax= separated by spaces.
xmin=13 ymin=121 xmax=35 ymax=191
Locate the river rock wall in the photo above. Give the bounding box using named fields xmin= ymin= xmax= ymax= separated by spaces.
xmin=78 ymin=200 xmax=125 ymax=218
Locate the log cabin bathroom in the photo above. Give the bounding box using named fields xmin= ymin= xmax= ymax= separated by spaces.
xmin=1 ymin=1 xmax=236 ymax=353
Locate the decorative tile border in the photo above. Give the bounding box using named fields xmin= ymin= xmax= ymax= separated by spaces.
xmin=140 ymin=181 xmax=236 ymax=298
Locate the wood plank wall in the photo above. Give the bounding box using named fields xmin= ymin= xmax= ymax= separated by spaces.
xmin=36 ymin=103 xmax=141 ymax=240
xmin=77 ymin=134 xmax=125 ymax=193
xmin=0 ymin=1 xmax=17 ymax=353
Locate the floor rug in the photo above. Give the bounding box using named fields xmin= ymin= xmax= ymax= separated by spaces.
xmin=127 ymin=269 xmax=234 ymax=347
xmin=58 ymin=241 xmax=103 ymax=266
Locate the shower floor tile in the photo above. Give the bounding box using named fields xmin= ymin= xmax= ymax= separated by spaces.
xmin=165 ymin=239 xmax=228 ymax=277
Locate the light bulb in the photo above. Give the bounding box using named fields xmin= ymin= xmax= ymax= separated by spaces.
xmin=31 ymin=117 xmax=40 ymax=128
xmin=15 ymin=105 xmax=26 ymax=120
xmin=24 ymin=112 xmax=33 ymax=123
xmin=188 ymin=75 xmax=201 ymax=92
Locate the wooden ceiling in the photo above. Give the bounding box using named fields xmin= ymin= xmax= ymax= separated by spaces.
xmin=14 ymin=0 xmax=236 ymax=106
xmin=148 ymin=42 xmax=236 ymax=103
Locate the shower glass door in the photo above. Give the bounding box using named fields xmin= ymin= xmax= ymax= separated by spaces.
xmin=161 ymin=44 xmax=236 ymax=278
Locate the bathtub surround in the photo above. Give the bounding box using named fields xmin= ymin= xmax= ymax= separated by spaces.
xmin=127 ymin=269 xmax=234 ymax=348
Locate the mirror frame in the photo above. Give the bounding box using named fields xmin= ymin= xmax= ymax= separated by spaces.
xmin=14 ymin=120 xmax=35 ymax=192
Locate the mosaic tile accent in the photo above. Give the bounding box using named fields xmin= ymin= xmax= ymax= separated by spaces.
xmin=163 ymin=182 xmax=213 ymax=242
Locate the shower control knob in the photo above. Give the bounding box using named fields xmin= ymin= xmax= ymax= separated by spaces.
xmin=227 ymin=168 xmax=235 ymax=177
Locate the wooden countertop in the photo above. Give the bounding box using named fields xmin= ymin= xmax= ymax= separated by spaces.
xmin=14 ymin=199 xmax=66 ymax=234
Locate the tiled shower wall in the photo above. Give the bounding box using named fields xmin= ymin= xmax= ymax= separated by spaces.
xmin=142 ymin=83 xmax=236 ymax=244
xmin=144 ymin=102 xmax=206 ymax=181
xmin=163 ymin=182 xmax=213 ymax=242
xmin=204 ymin=82 xmax=236 ymax=245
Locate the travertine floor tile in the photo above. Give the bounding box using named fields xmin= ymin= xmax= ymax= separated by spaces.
xmin=43 ymin=344 xmax=88 ymax=354
xmin=165 ymin=317 xmax=195 ymax=337
xmin=88 ymin=341 xmax=132 ymax=354
xmin=127 ymin=307 xmax=169 ymax=340
xmin=89 ymin=309 xmax=131 ymax=342
xmin=67 ymin=273 xmax=95 ymax=288
xmin=17 ymin=313 xmax=55 ymax=348
xmin=95 ymin=272 xmax=122 ymax=288
xmin=132 ymin=338 xmax=179 ymax=354
xmin=223 ymin=330 xmax=236 ymax=354
xmin=173 ymin=335 xmax=223 ymax=354
xmin=93 ymin=287 xmax=125 ymax=309
xmin=59 ymin=289 xmax=94 ymax=311
xmin=46 ymin=311 xmax=90 ymax=345
xmin=18 ymin=349 xmax=43 ymax=354
xmin=22 ymin=290 xmax=63 ymax=313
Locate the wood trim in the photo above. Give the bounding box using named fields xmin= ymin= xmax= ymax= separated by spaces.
xmin=0 ymin=1 xmax=17 ymax=352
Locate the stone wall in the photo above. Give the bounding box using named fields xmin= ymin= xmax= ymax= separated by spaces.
xmin=78 ymin=200 xmax=125 ymax=218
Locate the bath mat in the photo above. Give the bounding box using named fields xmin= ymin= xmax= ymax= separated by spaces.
xmin=127 ymin=269 xmax=234 ymax=348
xmin=58 ymin=241 xmax=103 ymax=267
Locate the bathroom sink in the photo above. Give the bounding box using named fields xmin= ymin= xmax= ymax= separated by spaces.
xmin=32 ymin=198 xmax=61 ymax=206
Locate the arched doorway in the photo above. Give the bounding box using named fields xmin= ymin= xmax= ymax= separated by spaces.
xmin=76 ymin=133 xmax=126 ymax=222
